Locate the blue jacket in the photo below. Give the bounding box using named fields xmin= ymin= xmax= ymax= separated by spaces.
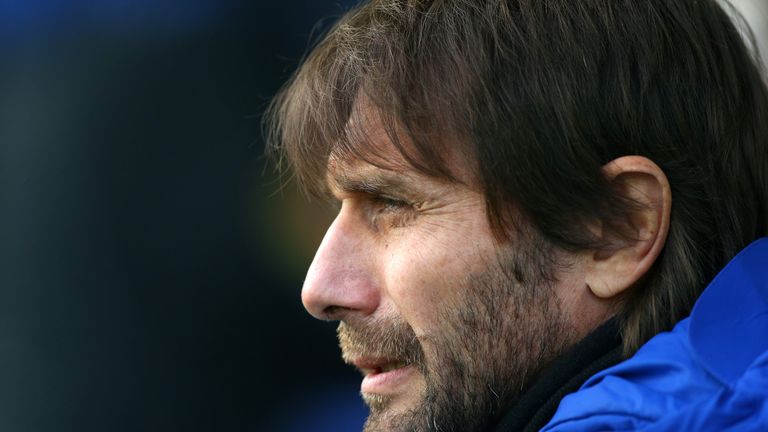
xmin=542 ymin=238 xmax=768 ymax=431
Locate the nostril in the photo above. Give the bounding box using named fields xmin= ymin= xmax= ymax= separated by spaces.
xmin=322 ymin=305 xmax=352 ymax=320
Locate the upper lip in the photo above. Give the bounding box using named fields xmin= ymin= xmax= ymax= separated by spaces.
xmin=352 ymin=356 xmax=395 ymax=369
xmin=351 ymin=356 xmax=404 ymax=374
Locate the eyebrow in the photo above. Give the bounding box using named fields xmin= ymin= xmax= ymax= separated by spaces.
xmin=329 ymin=169 xmax=422 ymax=199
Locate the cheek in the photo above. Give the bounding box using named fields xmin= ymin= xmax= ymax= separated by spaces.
xmin=383 ymin=247 xmax=447 ymax=327
xmin=379 ymin=228 xmax=491 ymax=331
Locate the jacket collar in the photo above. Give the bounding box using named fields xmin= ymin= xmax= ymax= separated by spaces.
xmin=689 ymin=237 xmax=768 ymax=386
xmin=489 ymin=319 xmax=622 ymax=432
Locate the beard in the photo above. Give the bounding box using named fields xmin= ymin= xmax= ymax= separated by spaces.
xmin=338 ymin=233 xmax=576 ymax=432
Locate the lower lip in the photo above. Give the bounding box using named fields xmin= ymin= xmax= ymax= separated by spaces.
xmin=361 ymin=365 xmax=418 ymax=394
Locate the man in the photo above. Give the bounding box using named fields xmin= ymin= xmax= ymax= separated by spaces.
xmin=265 ymin=0 xmax=768 ymax=430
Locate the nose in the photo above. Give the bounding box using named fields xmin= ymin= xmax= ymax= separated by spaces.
xmin=301 ymin=206 xmax=380 ymax=321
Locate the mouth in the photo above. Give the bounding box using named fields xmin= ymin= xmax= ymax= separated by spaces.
xmin=353 ymin=357 xmax=418 ymax=395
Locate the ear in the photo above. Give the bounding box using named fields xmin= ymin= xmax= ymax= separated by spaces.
xmin=586 ymin=156 xmax=672 ymax=299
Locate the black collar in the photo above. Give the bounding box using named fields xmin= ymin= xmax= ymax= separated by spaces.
xmin=488 ymin=319 xmax=623 ymax=432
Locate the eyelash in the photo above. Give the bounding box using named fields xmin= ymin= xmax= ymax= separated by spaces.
xmin=370 ymin=195 xmax=415 ymax=227
xmin=373 ymin=195 xmax=410 ymax=212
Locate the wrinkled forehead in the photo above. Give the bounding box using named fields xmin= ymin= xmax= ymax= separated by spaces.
xmin=325 ymin=140 xmax=431 ymax=200
xmin=324 ymin=96 xmax=476 ymax=193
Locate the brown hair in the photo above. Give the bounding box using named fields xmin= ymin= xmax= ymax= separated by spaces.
xmin=265 ymin=0 xmax=768 ymax=354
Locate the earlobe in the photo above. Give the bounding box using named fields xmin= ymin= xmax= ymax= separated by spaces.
xmin=586 ymin=156 xmax=672 ymax=299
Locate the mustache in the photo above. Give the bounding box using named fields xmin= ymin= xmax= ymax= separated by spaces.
xmin=337 ymin=318 xmax=425 ymax=368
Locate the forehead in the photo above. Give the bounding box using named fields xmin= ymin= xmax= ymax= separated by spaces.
xmin=325 ymin=99 xmax=476 ymax=193
xmin=326 ymin=156 xmax=436 ymax=199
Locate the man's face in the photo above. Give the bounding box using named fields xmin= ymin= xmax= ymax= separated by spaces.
xmin=301 ymin=117 xmax=603 ymax=431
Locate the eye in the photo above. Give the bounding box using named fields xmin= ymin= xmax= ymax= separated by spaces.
xmin=373 ymin=195 xmax=410 ymax=212
xmin=369 ymin=195 xmax=416 ymax=229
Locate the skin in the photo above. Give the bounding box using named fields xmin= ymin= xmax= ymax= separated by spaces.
xmin=300 ymin=110 xmax=671 ymax=431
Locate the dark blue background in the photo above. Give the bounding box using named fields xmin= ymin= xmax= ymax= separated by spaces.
xmin=0 ymin=1 xmax=366 ymax=430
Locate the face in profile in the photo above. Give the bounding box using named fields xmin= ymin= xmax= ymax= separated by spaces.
xmin=299 ymin=113 xmax=603 ymax=431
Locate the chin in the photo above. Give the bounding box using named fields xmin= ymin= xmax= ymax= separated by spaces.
xmin=362 ymin=385 xmax=427 ymax=432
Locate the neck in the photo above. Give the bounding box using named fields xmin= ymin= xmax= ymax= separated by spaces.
xmin=488 ymin=318 xmax=623 ymax=432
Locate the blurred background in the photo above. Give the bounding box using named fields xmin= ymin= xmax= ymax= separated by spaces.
xmin=0 ymin=1 xmax=365 ymax=431
xmin=0 ymin=1 xmax=765 ymax=431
